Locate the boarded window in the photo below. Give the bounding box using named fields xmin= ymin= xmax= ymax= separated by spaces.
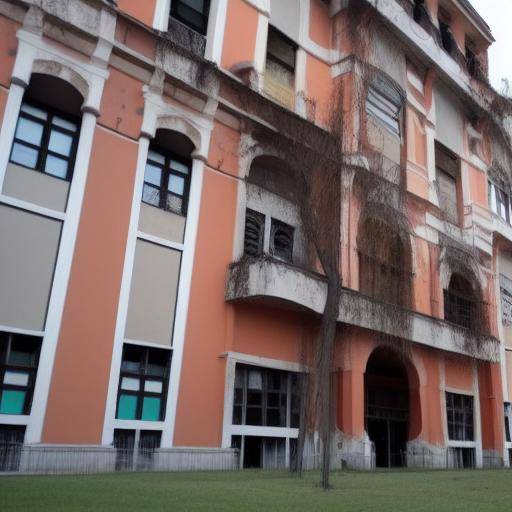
xmin=244 ymin=209 xmax=265 ymax=257
xmin=264 ymin=27 xmax=296 ymax=109
xmin=435 ymin=142 xmax=459 ymax=225
xmin=270 ymin=219 xmax=294 ymax=262
xmin=366 ymin=77 xmax=402 ymax=136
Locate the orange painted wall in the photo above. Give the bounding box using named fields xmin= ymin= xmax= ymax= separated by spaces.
xmin=468 ymin=166 xmax=488 ymax=207
xmin=208 ymin=120 xmax=240 ymax=178
xmin=221 ymin=0 xmax=259 ymax=71
xmin=117 ymin=0 xmax=157 ymax=28
xmin=173 ymin=166 xmax=239 ymax=447
xmin=0 ymin=15 xmax=19 ymax=89
xmin=478 ymin=362 xmax=504 ymax=453
xmin=115 ymin=17 xmax=157 ymax=61
xmin=445 ymin=354 xmax=473 ymax=391
xmin=306 ymin=54 xmax=332 ymax=126
xmin=0 ymin=87 xmax=7 ymax=128
xmin=309 ymin=0 xmax=331 ymax=48
xmin=98 ymin=67 xmax=144 ymax=140
xmin=43 ymin=127 xmax=138 ymax=443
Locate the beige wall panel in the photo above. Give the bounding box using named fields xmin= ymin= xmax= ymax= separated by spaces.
xmin=125 ymin=239 xmax=182 ymax=347
xmin=0 ymin=204 xmax=62 ymax=331
xmin=138 ymin=203 xmax=186 ymax=243
xmin=2 ymin=163 xmax=70 ymax=212
xmin=434 ymin=85 xmax=464 ymax=155
xmin=270 ymin=0 xmax=300 ymax=41
xmin=367 ymin=117 xmax=401 ymax=172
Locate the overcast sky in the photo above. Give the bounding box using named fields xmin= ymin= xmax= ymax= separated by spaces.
xmin=469 ymin=0 xmax=512 ymax=93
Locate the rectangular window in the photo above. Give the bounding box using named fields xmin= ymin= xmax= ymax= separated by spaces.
xmin=116 ymin=345 xmax=171 ymax=422
xmin=438 ymin=9 xmax=454 ymax=54
xmin=435 ymin=142 xmax=460 ymax=225
xmin=264 ymin=27 xmax=297 ymax=109
xmin=0 ymin=333 xmax=41 ymax=416
xmin=505 ymin=403 xmax=511 ymax=443
xmin=489 ymin=180 xmax=511 ymax=223
xmin=113 ymin=428 xmax=136 ymax=471
xmin=0 ymin=425 xmax=25 ymax=471
xmin=170 ymin=0 xmax=210 ymax=35
xmin=142 ymin=148 xmax=191 ymax=216
xmin=232 ymin=365 xmax=300 ymax=429
xmin=243 ymin=209 xmax=265 ymax=257
xmin=270 ymin=219 xmax=294 ymax=263
xmin=446 ymin=392 xmax=474 ymax=442
xmin=366 ymin=77 xmax=402 ymax=136
xmin=9 ymin=102 xmax=79 ymax=181
xmin=448 ymin=446 xmax=475 ymax=469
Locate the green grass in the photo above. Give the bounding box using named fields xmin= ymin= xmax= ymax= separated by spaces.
xmin=1 ymin=469 xmax=511 ymax=512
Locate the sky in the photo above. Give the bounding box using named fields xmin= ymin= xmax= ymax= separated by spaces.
xmin=469 ymin=0 xmax=512 ymax=93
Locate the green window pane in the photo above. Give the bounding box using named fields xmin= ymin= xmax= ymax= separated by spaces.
xmin=141 ymin=396 xmax=161 ymax=421
xmin=117 ymin=394 xmax=137 ymax=420
xmin=0 ymin=390 xmax=26 ymax=415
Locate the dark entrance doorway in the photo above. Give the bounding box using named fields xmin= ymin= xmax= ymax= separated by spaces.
xmin=365 ymin=348 xmax=410 ymax=468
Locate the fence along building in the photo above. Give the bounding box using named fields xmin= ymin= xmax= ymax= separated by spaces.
xmin=0 ymin=0 xmax=511 ymax=473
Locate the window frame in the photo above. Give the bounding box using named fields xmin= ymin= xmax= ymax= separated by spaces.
xmin=365 ymin=77 xmax=403 ymax=137
xmin=270 ymin=218 xmax=294 ymax=263
xmin=170 ymin=0 xmax=211 ymax=36
xmin=142 ymin=146 xmax=192 ymax=217
xmin=9 ymin=100 xmax=80 ymax=182
xmin=0 ymin=333 xmax=41 ymax=416
xmin=443 ymin=275 xmax=474 ymax=330
xmin=115 ymin=344 xmax=172 ymax=422
xmin=446 ymin=392 xmax=474 ymax=442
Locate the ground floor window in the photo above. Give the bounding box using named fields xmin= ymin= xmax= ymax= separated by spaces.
xmin=0 ymin=332 xmax=41 ymax=415
xmin=0 ymin=424 xmax=25 ymax=471
xmin=116 ymin=344 xmax=171 ymax=422
xmin=505 ymin=403 xmax=511 ymax=443
xmin=232 ymin=435 xmax=297 ymax=469
xmin=446 ymin=392 xmax=474 ymax=441
xmin=113 ymin=428 xmax=162 ymax=471
xmin=447 ymin=447 xmax=475 ymax=469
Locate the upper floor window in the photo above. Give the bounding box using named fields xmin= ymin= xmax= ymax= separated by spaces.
xmin=443 ymin=274 xmax=474 ymax=329
xmin=243 ymin=208 xmax=295 ymax=263
xmin=435 ymin=142 xmax=460 ymax=225
xmin=170 ymin=0 xmax=210 ymax=35
xmin=0 ymin=333 xmax=41 ymax=416
xmin=413 ymin=0 xmax=429 ymax=24
xmin=488 ymin=180 xmax=511 ymax=223
xmin=366 ymin=77 xmax=402 ymax=137
xmin=232 ymin=364 xmax=300 ymax=428
xmin=142 ymin=148 xmax=191 ymax=216
xmin=438 ymin=9 xmax=455 ymax=54
xmin=264 ymin=27 xmax=297 ymax=109
xmin=446 ymin=392 xmax=474 ymax=441
xmin=9 ymin=102 xmax=79 ymax=181
xmin=116 ymin=344 xmax=171 ymax=422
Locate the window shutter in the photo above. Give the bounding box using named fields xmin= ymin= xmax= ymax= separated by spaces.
xmin=244 ymin=209 xmax=265 ymax=257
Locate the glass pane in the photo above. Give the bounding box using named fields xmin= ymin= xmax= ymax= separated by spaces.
xmin=121 ymin=360 xmax=140 ymax=373
xmin=117 ymin=394 xmax=138 ymax=420
xmin=45 ymin=155 xmax=69 ymax=179
xmin=166 ymin=195 xmax=183 ymax=214
xmin=142 ymin=185 xmax=160 ymax=207
xmin=0 ymin=390 xmax=26 ymax=415
xmin=10 ymin=142 xmax=39 ymax=168
xmin=8 ymin=347 xmax=35 ymax=366
xmin=168 ymin=174 xmax=185 ymax=195
xmin=48 ymin=130 xmax=73 ymax=156
xmin=147 ymin=150 xmax=165 ymax=165
xmin=182 ymin=0 xmax=205 ymax=11
xmin=144 ymin=163 xmax=162 ymax=186
xmin=170 ymin=159 xmax=189 ymax=175
xmin=20 ymin=103 xmax=48 ymax=120
xmin=248 ymin=370 xmax=263 ymax=390
xmin=141 ymin=396 xmax=161 ymax=421
xmin=52 ymin=116 xmax=78 ymax=131
xmin=144 ymin=380 xmax=163 ymax=393
xmin=15 ymin=117 xmax=44 ymax=146
xmin=121 ymin=377 xmax=140 ymax=391
xmin=3 ymin=370 xmax=30 ymax=387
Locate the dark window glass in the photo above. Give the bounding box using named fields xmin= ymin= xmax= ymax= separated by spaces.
xmin=0 ymin=425 xmax=25 ymax=471
xmin=505 ymin=403 xmax=511 ymax=443
xmin=116 ymin=345 xmax=171 ymax=422
xmin=137 ymin=430 xmax=162 ymax=470
xmin=435 ymin=142 xmax=460 ymax=225
xmin=113 ymin=429 xmax=136 ymax=471
xmin=142 ymin=148 xmax=191 ymax=216
xmin=9 ymin=102 xmax=79 ymax=181
xmin=0 ymin=333 xmax=41 ymax=416
xmin=232 ymin=365 xmax=300 ymax=429
xmin=170 ymin=0 xmax=210 ymax=35
xmin=244 ymin=209 xmax=265 ymax=257
xmin=446 ymin=392 xmax=474 ymax=441
xmin=444 ymin=275 xmax=474 ymax=329
xmin=270 ymin=219 xmax=294 ymax=263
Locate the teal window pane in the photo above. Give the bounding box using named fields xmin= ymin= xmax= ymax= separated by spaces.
xmin=117 ymin=394 xmax=137 ymax=420
xmin=0 ymin=390 xmax=26 ymax=415
xmin=141 ymin=397 xmax=161 ymax=421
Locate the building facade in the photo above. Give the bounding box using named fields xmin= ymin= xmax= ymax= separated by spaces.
xmin=0 ymin=0 xmax=511 ymax=472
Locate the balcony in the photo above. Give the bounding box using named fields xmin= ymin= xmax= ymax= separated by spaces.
xmin=226 ymin=258 xmax=499 ymax=362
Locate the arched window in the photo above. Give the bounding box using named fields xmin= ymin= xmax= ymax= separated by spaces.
xmin=443 ymin=274 xmax=476 ymax=329
xmin=358 ymin=216 xmax=411 ymax=307
xmin=9 ymin=74 xmax=83 ymax=182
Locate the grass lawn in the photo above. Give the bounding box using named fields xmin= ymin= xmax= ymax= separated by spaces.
xmin=1 ymin=469 xmax=511 ymax=512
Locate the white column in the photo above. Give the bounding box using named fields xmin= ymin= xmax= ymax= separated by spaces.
xmin=0 ymin=79 xmax=27 ymax=189
xmin=101 ymin=135 xmax=151 ymax=445
xmin=161 ymin=155 xmax=205 ymax=447
xmin=153 ymin=0 xmax=171 ymax=31
xmin=26 ymin=109 xmax=99 ymax=443
xmin=205 ymin=0 xmax=228 ymax=64
xmin=473 ymin=362 xmax=483 ymax=468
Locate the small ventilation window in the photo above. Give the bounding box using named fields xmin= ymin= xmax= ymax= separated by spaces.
xmin=244 ymin=209 xmax=265 ymax=257
xmin=270 ymin=219 xmax=294 ymax=262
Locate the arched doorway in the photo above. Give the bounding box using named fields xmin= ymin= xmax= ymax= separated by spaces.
xmin=365 ymin=347 xmax=410 ymax=468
